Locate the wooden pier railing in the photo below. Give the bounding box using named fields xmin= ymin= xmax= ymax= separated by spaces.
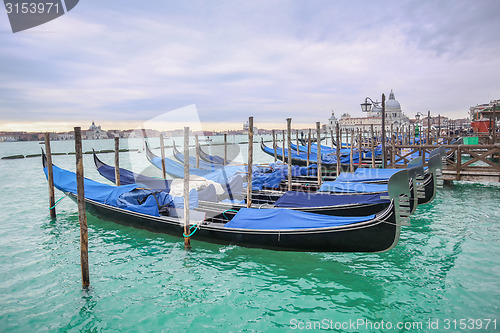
xmin=384 ymin=144 xmax=500 ymax=182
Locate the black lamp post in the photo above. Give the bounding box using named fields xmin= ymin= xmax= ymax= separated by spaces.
xmin=361 ymin=94 xmax=386 ymax=168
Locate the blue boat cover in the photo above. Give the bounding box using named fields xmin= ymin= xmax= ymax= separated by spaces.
xmin=251 ymin=171 xmax=283 ymax=190
xmin=318 ymin=180 xmax=388 ymax=193
xmin=262 ymin=143 xmax=354 ymax=164
xmin=45 ymin=164 xmax=139 ymax=206
xmin=335 ymin=169 xmax=400 ymax=183
xmin=96 ymin=158 xmax=171 ymax=191
xmin=44 ymin=165 xmax=197 ymax=217
xmin=224 ymin=208 xmax=376 ymax=230
xmin=274 ymin=191 xmax=389 ymax=208
xmin=269 ymin=162 xmax=318 ymax=177
xmin=150 ymin=155 xmax=246 ymax=184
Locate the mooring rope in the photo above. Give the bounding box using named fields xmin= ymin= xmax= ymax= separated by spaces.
xmin=49 ymin=196 xmax=66 ymax=210
xmin=222 ymin=209 xmax=239 ymax=220
xmin=183 ymin=225 xmax=198 ymax=238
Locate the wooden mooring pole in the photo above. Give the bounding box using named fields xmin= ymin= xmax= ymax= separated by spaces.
xmin=195 ymin=135 xmax=200 ymax=169
xmin=282 ymin=130 xmax=286 ymax=163
xmin=493 ymin=104 xmax=497 ymax=144
xmin=370 ymin=124 xmax=375 ymax=168
xmin=295 ymin=129 xmax=300 ymax=155
xmin=358 ymin=130 xmax=362 ymax=167
xmin=349 ymin=129 xmax=354 ymax=172
xmin=307 ymin=129 xmax=311 ymax=167
xmin=272 ymin=130 xmax=277 ymax=162
xmin=287 ymin=118 xmax=292 ymax=191
xmin=44 ymin=133 xmax=56 ymax=219
xmin=74 ymin=127 xmax=90 ymax=288
xmin=224 ymin=133 xmax=228 ymax=165
xmin=381 ymin=93 xmax=387 ymax=168
xmin=183 ymin=127 xmax=191 ymax=249
xmin=336 ymin=122 xmax=340 ymax=176
xmin=316 ymin=122 xmax=322 ymax=185
xmin=247 ymin=117 xmax=254 ymax=208
xmin=114 ymin=137 xmax=121 ymax=186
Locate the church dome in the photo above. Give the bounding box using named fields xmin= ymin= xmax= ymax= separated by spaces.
xmin=89 ymin=121 xmax=98 ymax=131
xmin=385 ymin=90 xmax=401 ymax=111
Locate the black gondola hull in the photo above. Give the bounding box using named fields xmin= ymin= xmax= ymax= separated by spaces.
xmin=76 ymin=194 xmax=400 ymax=253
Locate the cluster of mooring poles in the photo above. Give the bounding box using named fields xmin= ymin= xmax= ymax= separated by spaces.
xmin=46 ymin=114 xmax=494 ymax=289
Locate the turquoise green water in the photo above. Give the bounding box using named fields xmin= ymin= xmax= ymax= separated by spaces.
xmin=1 ymin=139 xmax=499 ymax=332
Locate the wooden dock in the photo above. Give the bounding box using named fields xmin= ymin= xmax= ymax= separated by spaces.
xmin=384 ymin=144 xmax=500 ymax=183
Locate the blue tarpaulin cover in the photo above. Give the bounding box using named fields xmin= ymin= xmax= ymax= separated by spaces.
xmin=335 ymin=169 xmax=400 ymax=183
xmin=45 ymin=164 xmax=139 ymax=206
xmin=251 ymin=171 xmax=283 ymax=190
xmin=44 ymin=165 xmax=197 ymax=216
xmin=269 ymin=162 xmax=317 ymax=177
xmin=95 ymin=156 xmax=171 ymax=191
xmin=224 ymin=208 xmax=376 ymax=230
xmin=261 ymin=143 xmax=354 ymax=164
xmin=274 ymin=191 xmax=389 ymax=208
xmin=150 ymin=155 xmax=245 ymax=184
xmin=318 ymin=181 xmax=388 ymax=193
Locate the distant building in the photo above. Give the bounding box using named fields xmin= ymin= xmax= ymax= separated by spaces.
xmin=86 ymin=121 xmax=108 ymax=140
xmin=469 ymin=99 xmax=500 ymax=121
xmin=56 ymin=132 xmax=74 ymax=140
xmin=337 ymin=90 xmax=410 ymax=131
xmin=327 ymin=111 xmax=338 ymax=131
xmin=243 ymin=120 xmax=259 ymax=135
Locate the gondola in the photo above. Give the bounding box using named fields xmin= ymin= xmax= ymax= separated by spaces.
xmin=43 ymin=153 xmax=409 ymax=253
xmin=298 ymin=135 xmax=326 ymax=146
xmin=93 ymin=151 xmax=414 ymax=218
xmin=197 ymin=144 xmax=228 ymax=165
xmin=145 ymin=142 xmax=248 ymax=185
xmin=172 ymin=141 xmax=225 ymax=170
xmin=319 ymin=152 xmax=442 ymax=206
xmin=260 ymin=139 xmax=356 ymax=168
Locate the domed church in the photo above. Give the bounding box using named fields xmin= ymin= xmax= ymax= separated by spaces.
xmin=335 ymin=90 xmax=410 ymax=132
xmin=87 ymin=121 xmax=108 ymax=139
xmin=368 ymin=90 xmax=409 ymax=127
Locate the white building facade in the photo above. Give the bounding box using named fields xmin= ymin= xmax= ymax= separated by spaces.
xmin=335 ymin=90 xmax=410 ymax=132
xmin=86 ymin=121 xmax=108 ymax=140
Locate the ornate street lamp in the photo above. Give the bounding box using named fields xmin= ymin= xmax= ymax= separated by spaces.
xmin=361 ymin=95 xmax=386 ymax=167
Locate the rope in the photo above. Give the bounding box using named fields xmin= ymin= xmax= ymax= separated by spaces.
xmin=49 ymin=196 xmax=65 ymax=210
xmin=183 ymin=225 xmax=198 ymax=238
xmin=222 ymin=209 xmax=239 ymax=220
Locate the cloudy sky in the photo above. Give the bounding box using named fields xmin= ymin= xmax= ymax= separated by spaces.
xmin=1 ymin=0 xmax=499 ymax=132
